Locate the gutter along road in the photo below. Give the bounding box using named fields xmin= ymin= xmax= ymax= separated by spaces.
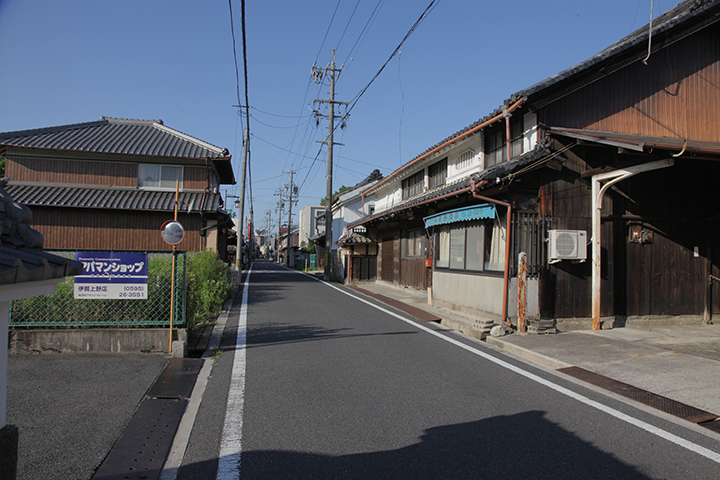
xmin=174 ymin=260 xmax=720 ymax=479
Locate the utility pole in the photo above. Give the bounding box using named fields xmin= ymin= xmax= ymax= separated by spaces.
xmin=312 ymin=49 xmax=348 ymax=281
xmin=283 ymin=169 xmax=297 ymax=267
xmin=236 ymin=125 xmax=249 ymax=270
xmin=275 ymin=188 xmax=284 ymax=263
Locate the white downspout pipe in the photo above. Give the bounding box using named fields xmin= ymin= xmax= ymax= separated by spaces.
xmin=591 ymin=158 xmax=674 ymax=329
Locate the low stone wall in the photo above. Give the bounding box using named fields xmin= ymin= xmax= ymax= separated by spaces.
xmin=9 ymin=328 xmax=187 ymax=354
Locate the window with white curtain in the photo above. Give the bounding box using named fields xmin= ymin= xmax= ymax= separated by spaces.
xmin=436 ymin=229 xmax=450 ymax=268
xmin=434 ymin=217 xmax=506 ymax=273
xmin=138 ymin=164 xmax=183 ymax=190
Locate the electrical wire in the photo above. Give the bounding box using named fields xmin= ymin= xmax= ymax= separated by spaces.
xmin=340 ymin=0 xmax=386 ymax=69
xmin=250 ymin=113 xmax=313 ymax=130
xmin=250 ymin=106 xmax=312 ymax=119
xmin=228 ymin=0 xmax=242 ymax=109
xmin=335 ymin=0 xmax=361 ymax=53
xmin=314 ymin=0 xmax=343 ymax=66
xmin=346 ymin=0 xmax=440 ymax=116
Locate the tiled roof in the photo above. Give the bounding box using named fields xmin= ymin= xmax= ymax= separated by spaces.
xmin=348 ymin=138 xmax=559 ymax=229
xmin=364 ymin=0 xmax=719 ymax=196
xmin=511 ymin=0 xmax=719 ymax=103
xmin=4 ymin=184 xmax=224 ymax=213
xmin=0 ymin=179 xmax=83 ymax=286
xmin=0 ymin=117 xmax=228 ymax=159
xmin=337 ymin=231 xmax=373 ymax=245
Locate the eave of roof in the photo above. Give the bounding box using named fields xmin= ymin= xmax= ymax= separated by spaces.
xmin=364 ymin=1 xmax=719 ymax=198
xmin=511 ymin=0 xmax=720 ymax=107
xmin=547 ymin=126 xmax=720 ymax=156
xmin=4 ymin=183 xmax=227 ymax=214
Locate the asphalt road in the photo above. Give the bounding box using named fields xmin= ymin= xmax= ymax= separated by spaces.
xmin=178 ymin=260 xmax=720 ymax=479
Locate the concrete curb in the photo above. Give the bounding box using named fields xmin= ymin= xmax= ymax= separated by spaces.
xmin=485 ymin=335 xmax=572 ymax=370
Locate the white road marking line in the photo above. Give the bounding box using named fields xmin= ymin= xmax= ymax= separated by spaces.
xmin=159 ymin=298 xmax=235 ymax=480
xmin=306 ymin=272 xmax=720 ymax=465
xmin=217 ymin=265 xmax=252 ymax=480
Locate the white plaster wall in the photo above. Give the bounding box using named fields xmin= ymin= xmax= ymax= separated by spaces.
xmin=374 ymin=184 xmax=402 ymax=213
xmin=446 ymin=137 xmax=483 ymax=184
xmin=432 ymin=271 xmax=505 ymax=317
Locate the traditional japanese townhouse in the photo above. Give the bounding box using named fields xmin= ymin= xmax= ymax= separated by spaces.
xmin=0 ymin=117 xmax=236 ymax=257
xmin=351 ymin=0 xmax=720 ymax=330
xmin=332 ymin=169 xmax=382 ymax=281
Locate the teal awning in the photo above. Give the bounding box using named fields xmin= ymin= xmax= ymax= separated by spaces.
xmin=423 ymin=204 xmax=495 ymax=228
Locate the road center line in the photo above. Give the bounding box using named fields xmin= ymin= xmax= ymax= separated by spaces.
xmin=217 ymin=265 xmax=252 ymax=480
xmin=305 ymin=272 xmax=720 ymax=465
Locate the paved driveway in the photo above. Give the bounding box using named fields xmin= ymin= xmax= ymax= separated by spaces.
xmin=7 ymin=352 xmax=168 ymax=480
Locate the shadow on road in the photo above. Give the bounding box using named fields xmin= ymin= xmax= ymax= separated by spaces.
xmin=179 ymin=410 xmax=653 ymax=480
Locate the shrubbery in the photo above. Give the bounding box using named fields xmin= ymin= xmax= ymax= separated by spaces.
xmin=10 ymin=249 xmax=236 ymax=330
xmin=186 ymin=249 xmax=236 ymax=328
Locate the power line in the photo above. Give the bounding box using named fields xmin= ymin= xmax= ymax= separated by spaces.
xmin=335 ymin=0 xmax=361 ymax=53
xmin=340 ymin=0 xmax=386 ymax=75
xmin=347 ymin=0 xmax=440 ymax=116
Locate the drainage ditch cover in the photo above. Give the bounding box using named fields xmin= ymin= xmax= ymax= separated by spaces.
xmin=92 ymin=397 xmax=187 ymax=480
xmin=557 ymin=366 xmax=718 ymax=424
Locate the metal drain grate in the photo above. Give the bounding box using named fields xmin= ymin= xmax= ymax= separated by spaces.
xmin=92 ymin=398 xmax=187 ymax=480
xmin=557 ymin=366 xmax=718 ymax=424
xmin=146 ymin=358 xmax=203 ymax=399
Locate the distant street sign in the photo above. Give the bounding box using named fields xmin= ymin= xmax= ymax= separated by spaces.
xmin=74 ymin=252 xmax=148 ymax=299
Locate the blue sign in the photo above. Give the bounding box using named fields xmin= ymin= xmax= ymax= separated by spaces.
xmin=74 ymin=252 xmax=148 ymax=299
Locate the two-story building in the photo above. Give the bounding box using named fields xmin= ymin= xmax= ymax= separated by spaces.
xmin=350 ymin=0 xmax=720 ymax=329
xmin=0 ymin=117 xmax=235 ymax=257
xmin=299 ymin=205 xmax=326 ymax=250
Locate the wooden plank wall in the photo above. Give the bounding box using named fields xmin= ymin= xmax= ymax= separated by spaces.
xmin=7 ymin=156 xmax=210 ymax=190
xmin=540 ymin=26 xmax=720 ymax=142
xmin=539 ymin=150 xmax=720 ymax=319
xmin=400 ymin=258 xmax=427 ymax=290
xmin=30 ymin=207 xmax=205 ymax=252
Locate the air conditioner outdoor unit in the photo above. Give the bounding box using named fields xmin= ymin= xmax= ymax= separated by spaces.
xmin=548 ymin=230 xmax=587 ymax=264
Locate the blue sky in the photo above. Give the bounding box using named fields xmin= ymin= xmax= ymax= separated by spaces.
xmin=0 ymin=0 xmax=674 ymax=230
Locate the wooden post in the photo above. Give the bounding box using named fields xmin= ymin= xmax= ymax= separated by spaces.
xmin=518 ymin=252 xmax=527 ymax=332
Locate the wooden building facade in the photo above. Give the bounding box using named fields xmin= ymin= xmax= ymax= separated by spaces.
xmin=350 ymin=0 xmax=720 ymax=328
xmin=0 ymin=117 xmax=236 ymax=256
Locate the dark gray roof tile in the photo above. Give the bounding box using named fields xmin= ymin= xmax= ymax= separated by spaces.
xmin=0 ymin=117 xmax=229 ymax=159
xmin=0 ymin=179 xmax=82 ymax=285
xmin=4 ymin=184 xmax=224 ymax=213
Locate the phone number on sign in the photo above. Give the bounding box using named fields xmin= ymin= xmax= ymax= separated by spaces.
xmin=118 ymin=291 xmax=145 ymax=298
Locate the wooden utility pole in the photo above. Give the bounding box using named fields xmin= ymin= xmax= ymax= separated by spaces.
xmin=236 ymin=126 xmax=249 ymax=270
xmin=312 ymin=49 xmax=348 ymax=281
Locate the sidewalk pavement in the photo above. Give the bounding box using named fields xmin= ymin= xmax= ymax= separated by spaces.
xmin=348 ymin=280 xmax=720 ymax=427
